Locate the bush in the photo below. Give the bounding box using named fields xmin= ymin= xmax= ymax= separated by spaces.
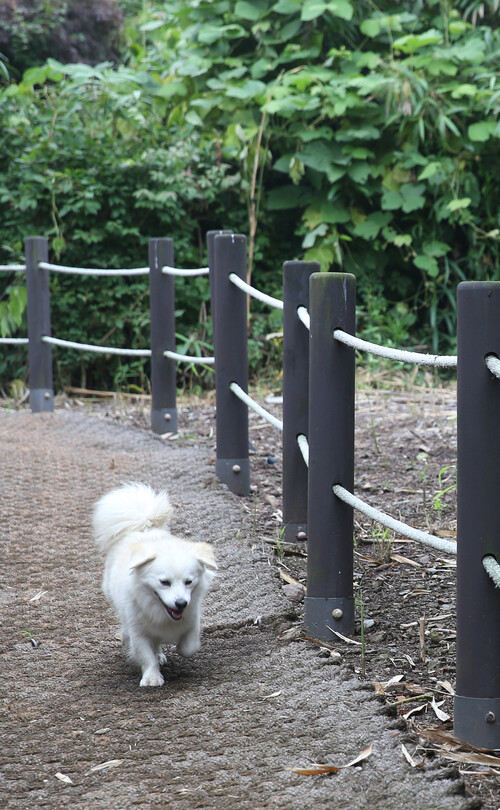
xmin=0 ymin=0 xmax=124 ymax=78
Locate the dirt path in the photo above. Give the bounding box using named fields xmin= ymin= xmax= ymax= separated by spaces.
xmin=0 ymin=407 xmax=477 ymax=809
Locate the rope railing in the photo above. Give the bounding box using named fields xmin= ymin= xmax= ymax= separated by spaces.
xmin=297 ymin=306 xmax=310 ymax=330
xmin=162 ymin=265 xmax=209 ymax=277
xmin=0 ymin=337 xmax=29 ymax=344
xmin=297 ymin=433 xmax=309 ymax=467
xmin=333 ymin=484 xmax=456 ymax=555
xmin=0 ymin=264 xmax=26 ymax=271
xmin=228 ymin=272 xmax=284 ymax=311
xmin=38 ymin=261 xmax=149 ymax=276
xmin=42 ymin=335 xmax=151 ymax=357
xmin=164 ymin=349 xmax=214 ymax=364
xmin=485 ymin=354 xmax=500 ymax=378
xmin=483 ymin=555 xmax=500 ymax=588
xmin=333 ymin=329 xmax=458 ymax=368
xmin=229 ymin=382 xmax=283 ymax=431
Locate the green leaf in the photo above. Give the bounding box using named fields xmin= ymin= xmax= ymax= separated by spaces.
xmin=394 ymin=29 xmax=443 ymax=53
xmin=400 ymin=183 xmax=426 ymax=213
xmin=235 ymin=0 xmax=265 ymax=20
xmin=423 ymin=241 xmax=450 ymax=257
xmin=301 ymin=0 xmax=353 ymax=22
xmin=417 ymin=162 xmax=442 ymax=181
xmin=302 ymin=222 xmax=328 ymax=248
xmin=304 ymin=244 xmax=336 ymax=271
xmin=447 ymin=198 xmax=471 ymax=211
xmin=226 ymin=80 xmax=267 ymax=99
xmin=273 ymin=0 xmax=301 ymax=13
xmin=353 ymin=212 xmax=392 ymax=240
xmin=381 ymin=190 xmax=403 ymax=211
xmin=468 ymin=121 xmax=497 ymax=142
xmin=414 ymin=255 xmax=440 ymax=277
xmin=393 ymin=234 xmax=413 ymax=247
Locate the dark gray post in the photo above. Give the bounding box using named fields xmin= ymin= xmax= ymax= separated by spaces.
xmin=305 ymin=272 xmax=356 ymax=639
xmin=455 ymin=281 xmax=500 ymax=749
xmin=207 ymin=229 xmax=233 ymax=352
xmin=149 ymin=238 xmax=177 ymax=434
xmin=282 ymin=261 xmax=319 ymax=542
xmin=25 ymin=236 xmax=53 ymax=412
xmin=213 ymin=233 xmax=250 ymax=496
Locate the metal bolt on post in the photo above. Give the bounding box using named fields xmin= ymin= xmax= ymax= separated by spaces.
xmin=455 ymin=281 xmax=500 ymax=749
xmin=282 ymin=260 xmax=319 ymax=542
xmin=213 ymin=233 xmax=250 ymax=496
xmin=149 ymin=238 xmax=177 ymax=434
xmin=305 ymin=272 xmax=356 ymax=640
xmin=25 ymin=236 xmax=53 ymax=412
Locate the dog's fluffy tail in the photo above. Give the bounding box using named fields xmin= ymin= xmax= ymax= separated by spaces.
xmin=93 ymin=482 xmax=173 ymax=553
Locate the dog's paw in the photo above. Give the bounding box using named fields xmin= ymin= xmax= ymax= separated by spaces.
xmin=139 ymin=669 xmax=164 ymax=687
xmin=157 ymin=651 xmax=168 ymax=666
xmin=177 ymin=635 xmax=200 ymax=658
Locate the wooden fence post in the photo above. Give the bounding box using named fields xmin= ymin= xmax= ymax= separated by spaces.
xmin=149 ymin=238 xmax=177 ymax=434
xmin=25 ymin=236 xmax=53 ymax=412
xmin=305 ymin=272 xmax=356 ymax=639
xmin=282 ymin=260 xmax=319 ymax=542
xmin=213 ymin=233 xmax=250 ymax=496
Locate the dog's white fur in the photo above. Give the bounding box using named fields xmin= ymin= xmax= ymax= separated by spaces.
xmin=93 ymin=482 xmax=217 ymax=687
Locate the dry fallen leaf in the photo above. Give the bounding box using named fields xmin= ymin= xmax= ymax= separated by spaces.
xmin=278 ymin=569 xmax=306 ymax=590
xmin=55 ymin=772 xmax=74 ymax=785
xmin=430 ymin=697 xmax=451 ymax=722
xmin=326 ymin=627 xmax=362 ymax=646
xmin=89 ymin=759 xmax=123 ymax=773
xmin=288 ymin=743 xmax=373 ymax=775
xmin=261 ymin=690 xmax=282 ymax=701
xmin=390 ymin=554 xmax=421 ymax=568
xmin=401 ymin=744 xmax=425 ymax=768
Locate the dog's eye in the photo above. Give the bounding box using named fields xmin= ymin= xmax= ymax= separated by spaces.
xmin=184 ymin=578 xmax=193 ymax=586
xmin=159 ymin=578 xmax=171 ymax=587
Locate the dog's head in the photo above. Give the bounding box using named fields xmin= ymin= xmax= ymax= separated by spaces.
xmin=130 ymin=537 xmax=217 ymax=622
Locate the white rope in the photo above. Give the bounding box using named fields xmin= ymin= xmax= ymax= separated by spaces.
xmin=228 ymin=273 xmax=284 ymax=311
xmin=38 ymin=262 xmax=149 ymax=276
xmin=0 ymin=337 xmax=29 ymax=344
xmin=333 ymin=484 xmax=456 ymax=555
xmin=42 ymin=336 xmax=151 ymax=356
xmin=164 ymin=350 xmax=214 ymax=365
xmin=483 ymin=555 xmax=500 ymax=588
xmin=0 ymin=264 xmax=26 ymax=271
xmin=162 ymin=266 xmax=209 ymax=277
xmin=485 ymin=355 xmax=500 ymax=378
xmin=297 ymin=434 xmax=309 ymax=466
xmin=297 ymin=307 xmax=310 ymax=330
xmin=229 ymin=382 xmax=283 ymax=431
xmin=333 ymin=329 xmax=457 ymax=368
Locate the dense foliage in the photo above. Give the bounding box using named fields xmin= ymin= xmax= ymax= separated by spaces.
xmin=0 ymin=0 xmax=125 ymax=78
xmin=0 ymin=1 xmax=499 ymax=391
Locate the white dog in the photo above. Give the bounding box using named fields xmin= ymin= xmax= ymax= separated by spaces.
xmin=92 ymin=482 xmax=217 ymax=687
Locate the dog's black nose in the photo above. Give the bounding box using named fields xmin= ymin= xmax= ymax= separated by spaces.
xmin=175 ymin=599 xmax=187 ymax=610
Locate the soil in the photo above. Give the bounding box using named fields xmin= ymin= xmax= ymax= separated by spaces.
xmin=1 ymin=382 xmax=499 ymax=809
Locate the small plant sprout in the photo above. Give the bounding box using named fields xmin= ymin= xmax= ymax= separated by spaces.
xmin=372 ymin=524 xmax=394 ymax=564
xmin=433 ymin=465 xmax=457 ymax=512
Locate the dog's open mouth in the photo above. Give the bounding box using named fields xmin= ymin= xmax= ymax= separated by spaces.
xmin=155 ymin=592 xmax=184 ymax=621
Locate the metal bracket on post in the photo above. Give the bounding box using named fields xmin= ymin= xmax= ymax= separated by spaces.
xmin=305 ymin=272 xmax=356 ymax=640
xmin=213 ymin=233 xmax=250 ymax=496
xmin=25 ymin=236 xmax=53 ymax=413
xmin=455 ymin=281 xmax=500 ymax=749
xmin=149 ymin=238 xmax=177 ymax=435
xmin=282 ymin=261 xmax=319 ymax=542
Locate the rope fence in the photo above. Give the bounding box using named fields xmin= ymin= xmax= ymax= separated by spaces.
xmin=2 ymin=230 xmax=500 ymax=749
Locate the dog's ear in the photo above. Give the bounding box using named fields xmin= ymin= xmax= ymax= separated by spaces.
xmin=129 ymin=543 xmax=157 ymax=571
xmin=191 ymin=542 xmax=217 ymax=571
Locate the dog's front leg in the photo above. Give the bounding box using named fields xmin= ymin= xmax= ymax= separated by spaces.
xmin=130 ymin=635 xmax=165 ymax=687
xmin=176 ymin=621 xmax=201 ymax=658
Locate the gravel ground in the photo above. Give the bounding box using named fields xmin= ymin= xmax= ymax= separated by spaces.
xmin=0 ymin=388 xmax=490 ymax=808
